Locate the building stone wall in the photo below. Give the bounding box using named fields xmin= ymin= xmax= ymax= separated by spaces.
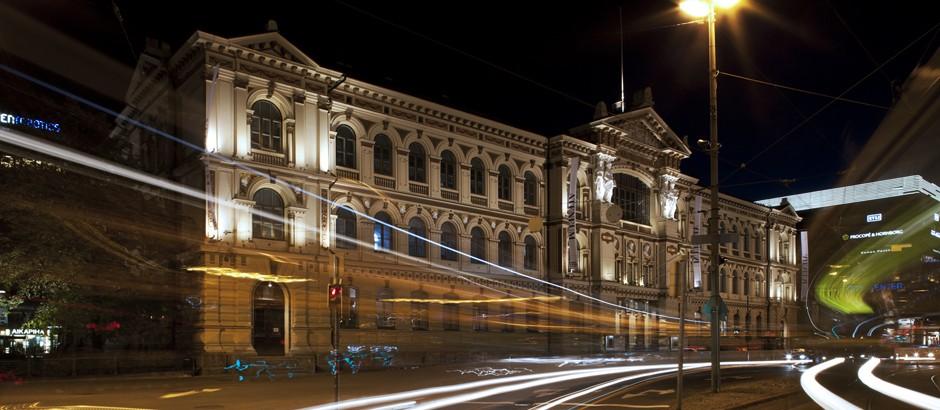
xmin=115 ymin=29 xmax=803 ymax=367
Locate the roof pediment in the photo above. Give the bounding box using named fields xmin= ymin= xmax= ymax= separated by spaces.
xmin=228 ymin=32 xmax=318 ymax=68
xmin=574 ymin=107 xmax=691 ymax=157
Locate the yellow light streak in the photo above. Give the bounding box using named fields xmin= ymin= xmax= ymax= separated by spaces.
xmin=186 ymin=266 xmax=310 ymax=283
xmin=378 ymin=296 xmax=562 ymax=304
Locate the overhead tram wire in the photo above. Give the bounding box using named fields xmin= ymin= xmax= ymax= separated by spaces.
xmin=330 ymin=0 xmax=594 ymax=109
xmin=719 ymin=72 xmax=890 ymax=110
xmin=0 ymin=63 xmax=707 ymax=324
xmin=720 ymin=20 xmax=940 ymax=184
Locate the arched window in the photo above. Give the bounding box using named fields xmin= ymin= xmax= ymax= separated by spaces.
xmin=612 ymin=174 xmax=650 ymax=224
xmin=524 ymin=172 xmax=538 ymax=206
xmin=440 ymin=222 xmax=458 ymax=261
xmin=373 ymin=212 xmax=393 ymax=251
xmin=732 ymin=271 xmax=739 ymax=294
xmin=733 ymin=312 xmax=741 ymax=334
xmin=373 ymin=134 xmax=393 ymax=176
xmin=335 ymin=125 xmax=357 ymax=168
xmin=470 ymin=158 xmax=486 ymax=195
xmin=408 ymin=143 xmax=426 ymax=183
xmin=470 ymin=227 xmax=486 ymax=264
xmin=498 ymin=231 xmax=513 ymax=268
xmin=498 ymin=165 xmax=512 ymax=201
xmin=720 ymin=268 xmax=728 ymax=293
xmin=524 ymin=236 xmax=538 ymax=270
xmin=745 ymin=312 xmax=751 ymax=334
xmin=407 ymin=217 xmax=427 ymax=258
xmin=250 ymin=100 xmax=282 ymax=152
xmin=440 ymin=150 xmax=457 ymax=190
xmin=744 ymin=272 xmax=751 ymax=295
xmin=252 ymin=188 xmax=284 ymax=240
xmin=743 ymin=227 xmax=751 ymax=253
xmin=335 ymin=206 xmax=357 ymax=249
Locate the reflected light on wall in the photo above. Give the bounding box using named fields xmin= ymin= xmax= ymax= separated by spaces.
xmin=186 ymin=266 xmax=310 ymax=283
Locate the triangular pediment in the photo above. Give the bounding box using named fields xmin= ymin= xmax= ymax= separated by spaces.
xmin=598 ymin=107 xmax=691 ymax=157
xmin=229 ymin=32 xmax=318 ymax=68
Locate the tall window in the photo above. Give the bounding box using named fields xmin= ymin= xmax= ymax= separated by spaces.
xmin=335 ymin=125 xmax=356 ymax=168
xmin=340 ymin=286 xmax=359 ymax=328
xmin=335 ymin=206 xmax=358 ymax=249
xmin=373 ymin=212 xmax=393 ymax=251
xmin=743 ymin=227 xmax=751 ymax=253
xmin=408 ymin=143 xmax=426 ymax=182
xmin=470 ymin=227 xmax=486 ymax=264
xmin=498 ymin=231 xmax=513 ymax=268
xmin=472 ymin=303 xmax=488 ymax=331
xmin=470 ymin=158 xmax=486 ymax=195
xmin=373 ymin=134 xmax=393 ymax=176
xmin=720 ymin=268 xmax=728 ymax=293
xmin=440 ymin=222 xmax=459 ymax=261
xmin=732 ymin=271 xmax=739 ymax=294
xmin=443 ymin=293 xmax=459 ymax=331
xmin=524 ymin=236 xmax=538 ymax=270
xmin=524 ymin=172 xmax=538 ymax=206
xmin=250 ymin=100 xmax=282 ymax=152
xmin=498 ymin=165 xmax=512 ymax=201
xmin=440 ymin=150 xmax=457 ymax=190
xmin=612 ymin=174 xmax=650 ymax=225
xmin=755 ymin=233 xmax=763 ymax=259
xmin=731 ymin=225 xmax=739 ymax=252
xmin=376 ymin=286 xmax=395 ymax=329
xmin=410 ymin=290 xmax=429 ymax=330
xmin=500 ymin=304 xmax=514 ymax=332
xmin=407 ymin=217 xmax=427 ymax=258
xmin=252 ymin=188 xmax=284 ymax=240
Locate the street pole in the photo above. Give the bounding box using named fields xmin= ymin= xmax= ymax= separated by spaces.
xmin=706 ymin=1 xmax=722 ymax=394
xmin=676 ymin=259 xmax=688 ymax=409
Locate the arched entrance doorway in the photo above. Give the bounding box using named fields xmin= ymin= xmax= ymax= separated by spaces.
xmin=253 ymin=282 xmax=286 ymax=355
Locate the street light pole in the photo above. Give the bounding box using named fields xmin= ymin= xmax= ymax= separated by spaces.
xmin=705 ymin=1 xmax=722 ymax=393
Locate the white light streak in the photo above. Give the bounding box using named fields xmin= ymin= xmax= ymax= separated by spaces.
xmin=800 ymin=357 xmax=860 ymax=410
xmin=859 ymin=357 xmax=940 ymax=409
xmin=532 ymin=367 xmax=704 ymax=410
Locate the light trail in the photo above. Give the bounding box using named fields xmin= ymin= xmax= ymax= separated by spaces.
xmin=0 ymin=63 xmax=708 ymax=323
xmin=858 ymin=357 xmax=940 ymax=409
xmin=800 ymin=357 xmax=860 ymax=410
xmin=411 ymin=360 xmax=806 ymax=410
xmin=531 ymin=367 xmax=702 ymax=410
xmin=301 ymin=365 xmax=654 ymax=410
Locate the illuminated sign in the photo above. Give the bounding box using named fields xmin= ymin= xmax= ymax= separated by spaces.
xmin=932 ymin=230 xmax=940 ymax=239
xmin=872 ymin=282 xmax=904 ymax=292
xmin=1 ymin=328 xmax=47 ymax=336
xmin=0 ymin=111 xmax=61 ymax=133
xmin=898 ymin=318 xmax=915 ymax=327
xmin=842 ymin=229 xmax=904 ymax=240
xmin=935 ymin=213 xmax=939 ymax=222
xmin=866 ymin=213 xmax=882 ymax=223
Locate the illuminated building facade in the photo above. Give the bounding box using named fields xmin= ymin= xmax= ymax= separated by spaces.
xmin=759 ymin=175 xmax=940 ymax=338
xmin=115 ymin=28 xmax=802 ymax=368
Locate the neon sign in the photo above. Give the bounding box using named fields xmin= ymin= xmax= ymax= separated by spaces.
xmin=866 ymin=213 xmax=882 ymax=223
xmin=843 ymin=229 xmax=904 ymax=240
xmin=0 ymin=112 xmax=61 ymax=133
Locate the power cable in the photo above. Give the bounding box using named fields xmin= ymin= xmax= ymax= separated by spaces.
xmin=719 ymin=72 xmax=889 ymax=110
xmin=720 ymin=20 xmax=940 ymax=184
xmin=110 ymin=0 xmax=137 ymax=62
xmin=331 ymin=0 xmax=595 ymax=109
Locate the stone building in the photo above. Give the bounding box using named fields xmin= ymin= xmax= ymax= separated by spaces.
xmin=114 ymin=27 xmax=802 ymax=368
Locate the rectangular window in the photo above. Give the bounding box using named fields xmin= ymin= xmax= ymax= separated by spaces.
xmin=411 ymin=301 xmax=429 ymax=330
xmin=443 ymin=303 xmax=459 ymax=331
xmin=376 ymin=299 xmax=395 ymax=329
xmin=472 ymin=304 xmax=488 ymax=331
xmin=340 ymin=287 xmax=359 ymax=329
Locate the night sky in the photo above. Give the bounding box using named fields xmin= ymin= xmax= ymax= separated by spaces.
xmin=5 ymin=0 xmax=938 ymax=201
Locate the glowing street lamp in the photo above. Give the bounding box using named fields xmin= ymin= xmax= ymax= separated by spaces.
xmin=678 ymin=0 xmax=741 ymax=396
